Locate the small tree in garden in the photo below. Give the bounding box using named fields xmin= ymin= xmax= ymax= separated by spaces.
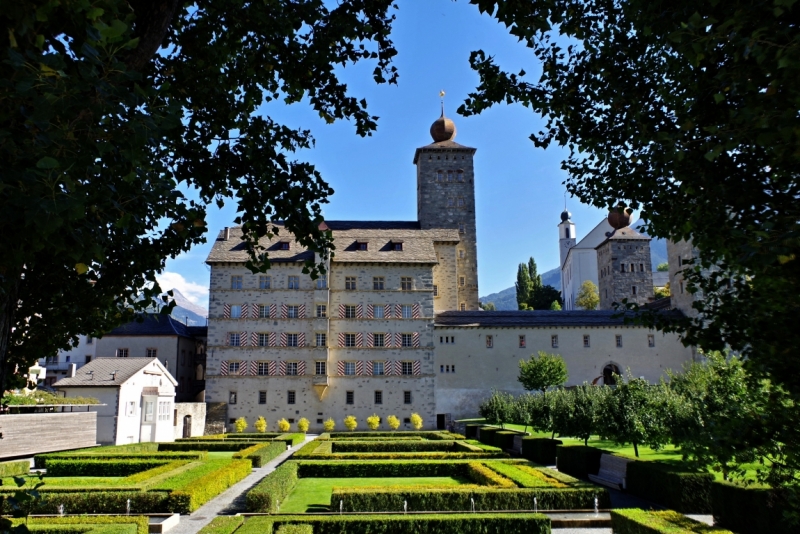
xmin=297 ymin=417 xmax=310 ymax=433
xmin=518 ymin=352 xmax=568 ymax=397
xmin=323 ymin=418 xmax=336 ymax=432
xmin=549 ymin=388 xmax=575 ymax=439
xmin=387 ymin=415 xmax=400 ymax=430
xmin=478 ymin=390 xmax=514 ymax=428
xmin=410 ymin=413 xmax=424 ymax=430
xmin=563 ymin=384 xmax=610 ymax=445
xmin=254 ymin=416 xmax=268 ymax=433
xmin=344 ymin=415 xmax=358 ymax=431
xmin=278 ymin=418 xmax=291 ymax=433
xmin=513 ymin=393 xmax=535 ymax=433
xmin=366 ymin=414 xmax=381 ymax=430
xmin=234 ymin=417 xmax=248 ymax=433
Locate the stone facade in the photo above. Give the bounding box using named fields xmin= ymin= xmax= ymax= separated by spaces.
xmin=667 ymin=239 xmax=700 ymax=318
xmin=597 ymin=228 xmax=654 ymax=310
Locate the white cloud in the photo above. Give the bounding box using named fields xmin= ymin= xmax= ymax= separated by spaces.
xmin=156 ymin=272 xmax=209 ymax=308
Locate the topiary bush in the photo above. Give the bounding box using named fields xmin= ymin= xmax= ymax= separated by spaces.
xmin=297 ymin=418 xmax=310 ymax=433
xmin=254 ymin=416 xmax=268 ymax=433
xmin=478 ymin=427 xmax=498 ymax=446
xmin=387 ymin=415 xmax=400 ymax=430
xmin=323 ymin=418 xmax=336 ymax=431
xmin=521 ymin=438 xmax=562 ymax=465
xmin=555 ymin=445 xmax=606 ymax=479
xmin=410 ymin=413 xmax=423 ymax=430
xmin=278 ymin=418 xmax=291 ymax=432
xmin=235 ymin=417 xmax=248 ymax=433
xmin=344 ymin=415 xmax=358 ymax=431
xmin=366 ymin=414 xmax=381 ymax=430
xmin=626 ymin=460 xmax=713 ymax=514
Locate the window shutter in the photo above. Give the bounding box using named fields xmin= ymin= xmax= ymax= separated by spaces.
xmin=250 ymin=305 xmax=259 ymax=319
xmin=268 ymin=361 xmax=277 ymax=375
xmin=394 ymin=333 xmax=402 ymax=347
xmin=394 ymin=361 xmax=403 ymax=375
xmin=356 ymin=333 xmax=363 ymax=348
xmin=280 ymin=333 xmax=287 ymax=347
xmin=278 ymin=361 xmax=286 ymax=376
xmin=413 ymin=360 xmax=421 ymax=375
xmin=366 ymin=304 xmax=374 ymax=319
xmin=220 ymin=361 xmax=229 ymax=376
xmin=365 ymin=333 xmax=373 ymax=348
xmin=297 ymin=361 xmax=306 ymax=375
xmin=240 ymin=331 xmax=248 ymax=346
xmin=270 ymin=304 xmax=277 ymax=318
xmin=223 ymin=304 xmax=231 ymax=319
xmin=413 ymin=332 xmax=420 ymax=348
xmin=339 ymin=304 xmax=346 ymax=318
xmin=337 ymin=361 xmax=345 ymax=376
xmin=250 ymin=332 xmax=258 ymax=347
xmin=365 ymin=360 xmax=373 ymax=375
xmin=249 ymin=361 xmax=258 ymax=376
xmin=281 ymin=304 xmax=288 ymax=319
xmin=384 ymin=360 xmax=394 ymax=376
xmin=356 ymin=304 xmax=363 ymax=319
xmin=384 ymin=333 xmax=392 ymax=348
xmin=298 ymin=304 xmax=306 ymax=319
xmin=394 ymin=304 xmax=402 ymax=318
xmin=241 ymin=303 xmax=249 ymax=319
xmin=338 ymin=333 xmax=346 ymax=347
xmin=298 ymin=333 xmax=305 ymax=347
xmin=356 ymin=361 xmax=364 ymax=375
xmin=268 ymin=332 xmax=277 ymax=347
xmin=384 ymin=304 xmax=392 ymax=318
xmin=412 ymin=303 xmax=420 ymax=319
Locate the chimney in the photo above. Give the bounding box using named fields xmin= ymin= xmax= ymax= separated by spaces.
xmin=67 ymin=363 xmax=77 ymax=378
xmin=111 ymin=370 xmax=118 ymax=381
xmin=223 ymin=227 xmax=230 ymax=240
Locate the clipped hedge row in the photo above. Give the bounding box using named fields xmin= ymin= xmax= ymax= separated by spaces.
xmin=125 ymin=460 xmax=192 ymax=486
xmin=296 ymin=460 xmax=464 ymax=479
xmin=331 ymin=440 xmax=458 ymax=453
xmin=169 ymin=459 xmax=252 ymax=513
xmin=611 ymin=509 xmax=733 ymax=534
xmin=453 ymin=441 xmax=483 ymax=452
xmin=296 ymin=451 xmax=506 ymax=460
xmin=45 ymin=459 xmax=174 ymax=477
xmin=487 ymin=462 xmax=568 ymax=488
xmin=327 ymin=432 xmax=458 ymax=440
xmin=276 ymin=525 xmax=314 ymax=534
xmin=464 ymin=424 xmax=481 ymax=439
xmin=0 ymin=489 xmax=172 ymax=515
xmin=0 ymin=459 xmax=29 ymax=477
xmin=521 ymin=438 xmax=562 ymax=465
xmin=465 ymin=462 xmax=517 ymax=488
xmin=555 ymin=445 xmax=607 ymax=479
xmin=246 ymin=461 xmax=299 ymax=513
xmin=233 ymin=442 xmax=286 ymax=467
xmin=232 ymin=513 xmax=550 ymax=534
xmin=158 ymin=442 xmax=261 ymax=452
xmin=7 ymin=515 xmax=150 ymax=534
xmin=34 ymin=451 xmax=205 ymax=468
xmin=477 ymin=427 xmax=498 ymax=446
xmin=626 ymin=461 xmax=713 ymax=514
xmin=711 ymin=481 xmax=792 ymax=534
xmin=494 ymin=431 xmax=521 ymax=451
xmin=200 ymin=516 xmax=244 ymax=534
xmin=276 ymin=433 xmax=306 ymax=447
xmin=87 ymin=443 xmax=160 ymax=454
xmin=333 ymin=486 xmax=610 ymax=512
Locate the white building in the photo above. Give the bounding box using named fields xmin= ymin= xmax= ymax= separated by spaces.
xmin=559 ymin=212 xmax=615 ymax=310
xmin=55 ymin=358 xmax=177 ymax=445
xmin=40 ymin=334 xmax=97 ymax=387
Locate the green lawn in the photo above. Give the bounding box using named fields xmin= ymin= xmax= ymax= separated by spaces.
xmin=279 ymin=477 xmax=468 ymax=513
xmin=207 ymin=451 xmax=237 ymax=459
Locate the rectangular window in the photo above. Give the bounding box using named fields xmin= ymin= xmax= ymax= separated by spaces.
xmin=345 ymin=305 xmax=357 ymax=318
xmin=447 ymin=197 xmax=455 ymax=207
xmin=229 ymin=361 xmax=240 ymax=374
xmin=401 ymin=334 xmax=413 ymax=347
xmin=394 ymin=242 xmax=403 ymax=251
xmin=460 ymin=303 xmax=466 ymax=311
xmin=640 ymin=263 xmax=644 ymax=272
xmin=583 ymin=335 xmax=591 ymax=348
xmin=346 ymin=391 xmax=354 ymax=405
xmin=315 ymin=361 xmax=326 ymax=375
xmin=279 ymin=241 xmax=290 ymax=250
xmin=403 ymin=391 xmax=412 ymax=405
xmin=343 ymin=333 xmax=357 ymax=347
xmin=287 ymin=391 xmax=296 ymax=404
xmin=486 ymin=335 xmax=493 ymax=348
xmin=287 ymin=305 xmax=299 ymax=318
xmin=144 ymin=401 xmax=155 ymax=422
xmin=401 ymin=305 xmax=413 ymax=319
xmin=345 ymin=276 xmax=357 ymax=290
xmin=146 ymin=348 xmax=157 ymax=358
xmin=259 ymin=276 xmax=271 ymax=289
xmin=401 ymin=361 xmax=413 ymax=375
xmin=373 ymin=333 xmax=384 ymax=347
xmin=344 ymin=361 xmax=356 ymax=375
xmin=373 ymin=277 xmax=385 ymax=290
xmin=288 ymin=276 xmax=300 ymax=290
xmin=286 ymin=334 xmax=298 ymax=347
xmin=433 ymin=285 xmax=439 ymax=297
xmin=616 ymin=335 xmax=623 ymax=348
xmin=452 ymin=365 xmax=455 ymax=373
xmin=231 ymin=276 xmax=243 ymax=289
xmin=117 ymin=348 xmax=129 ymax=358
xmin=258 ymin=362 xmax=270 ymax=376
xmin=230 ymin=305 xmax=242 ymax=319
xmin=258 ymin=333 xmax=270 ymax=347
xmin=229 ymin=333 xmax=241 ymax=347
xmin=373 ymin=361 xmax=385 ymax=376
xmin=374 ymin=391 xmax=383 ymax=404
xmin=458 ymin=223 xmax=465 ymax=234
xmin=519 ymin=335 xmax=526 ymax=348
xmin=228 ymin=392 xmax=237 ymax=405
xmin=315 ymin=333 xmax=327 ymax=347
xmin=457 ymin=198 xmax=465 ymax=207
xmin=632 ymin=286 xmax=637 ymax=295
xmin=648 ymin=334 xmax=655 ymax=348
xmin=286 ymin=362 xmax=298 ymax=376
xmin=373 ymin=305 xmax=385 ymax=319
xmin=459 ymin=250 xmax=465 ymax=259
xmin=401 ymin=277 xmax=413 ymax=291
xmin=459 ymin=276 xmax=465 ymax=287
xmin=551 ymin=335 xmax=559 ymax=349
xmin=86 ymin=336 xmax=93 ymax=344
xmin=316 ymin=276 xmax=327 ymax=289
xmin=316 ymin=304 xmax=327 ymax=318
xmin=440 ymin=365 xmax=444 ymax=373
xmin=357 ymin=242 xmax=368 ymax=251
xmin=259 ymin=305 xmax=270 ymax=318
xmin=258 ymin=391 xmax=267 ymax=404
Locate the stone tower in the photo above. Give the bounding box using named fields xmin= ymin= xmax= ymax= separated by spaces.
xmin=558 ymin=209 xmax=577 ymax=267
xmin=414 ymin=107 xmax=479 ymax=310
xmin=596 ymin=226 xmax=654 ymax=309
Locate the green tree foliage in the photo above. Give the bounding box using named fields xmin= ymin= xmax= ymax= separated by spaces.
xmin=481 ymin=301 xmax=497 ymax=311
xmin=534 ymin=285 xmax=562 ymax=310
xmin=575 ymin=281 xmax=600 ymax=310
xmin=0 ymin=0 xmax=399 ymax=394
xmin=549 ymin=300 xmax=562 ymax=311
xmin=515 ymin=263 xmax=533 ymax=310
xmin=561 ymin=384 xmax=609 ymax=446
xmin=234 ymin=417 xmax=248 ymax=434
xmin=478 ymin=390 xmax=515 ymax=429
xmin=515 ymin=257 xmax=562 ymax=310
xmin=657 ymin=263 xmax=670 ymax=272
xmin=518 ymin=351 xmax=568 ymax=396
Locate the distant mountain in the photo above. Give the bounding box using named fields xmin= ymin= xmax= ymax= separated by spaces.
xmin=168 ymin=289 xmax=208 ymax=326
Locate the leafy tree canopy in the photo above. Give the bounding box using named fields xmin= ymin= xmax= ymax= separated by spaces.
xmin=657 ymin=262 xmax=670 ymax=272
xmin=518 ymin=351 xmax=568 ymax=395
xmin=0 ymin=0 xmax=398 ymax=393
xmin=575 ymin=280 xmax=599 ymax=310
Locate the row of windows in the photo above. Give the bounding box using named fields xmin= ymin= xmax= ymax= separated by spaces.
xmin=224 ymin=360 xmax=416 ymax=376
xmin=478 ymin=334 xmax=657 ymax=349
xmin=225 ymin=304 xmax=425 ymax=320
xmin=602 ymin=286 xmax=640 ymax=299
xmin=440 ymin=365 xmax=456 ymax=373
xmin=117 ymin=348 xmax=157 ymax=358
xmin=226 ymin=332 xmax=420 ymax=347
xmin=229 ymin=275 xmax=424 ymax=291
xmin=232 ymin=390 xmax=414 ymax=406
xmin=351 ymin=241 xmax=403 ymax=251
xmin=435 ymin=170 xmax=466 ymax=182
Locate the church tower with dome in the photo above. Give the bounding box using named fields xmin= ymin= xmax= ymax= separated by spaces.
xmin=413 ymin=107 xmax=479 ymax=310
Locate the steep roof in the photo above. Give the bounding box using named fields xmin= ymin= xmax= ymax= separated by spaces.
xmin=206 ymin=223 xmax=460 ymax=265
xmin=434 ymin=309 xmax=683 ymax=328
xmin=595 ymin=226 xmax=651 ymax=249
xmin=54 ymin=357 xmax=176 ymax=388
xmin=104 ymin=314 xmax=202 ymax=338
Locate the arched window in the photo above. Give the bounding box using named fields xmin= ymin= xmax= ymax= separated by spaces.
xmin=447 ymin=170 xmax=454 ymax=182
xmin=457 ymin=170 xmax=465 ymax=182
xmin=437 ymin=171 xmax=444 ymax=182
xmin=565 ymin=227 xmax=571 ymax=238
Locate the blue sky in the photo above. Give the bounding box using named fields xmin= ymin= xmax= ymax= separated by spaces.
xmin=158 ymin=0 xmax=609 ymax=309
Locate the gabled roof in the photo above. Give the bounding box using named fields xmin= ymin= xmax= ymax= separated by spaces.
xmin=434 ymin=309 xmax=683 ymax=328
xmin=105 ymin=314 xmax=203 ymax=338
xmin=54 ymin=357 xmax=177 ymax=388
xmin=206 ymin=223 xmax=460 ymax=265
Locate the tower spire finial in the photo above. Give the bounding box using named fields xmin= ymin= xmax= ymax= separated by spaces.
xmin=439 ymin=90 xmax=446 ymax=116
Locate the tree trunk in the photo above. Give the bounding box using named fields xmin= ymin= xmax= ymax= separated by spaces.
xmin=126 ymin=0 xmax=183 ymax=72
xmin=0 ymin=278 xmax=20 ymax=398
xmin=633 ymin=442 xmax=639 ymax=457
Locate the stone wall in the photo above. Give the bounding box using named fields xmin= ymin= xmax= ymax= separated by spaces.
xmin=205 ymin=402 xmax=227 ymax=435
xmin=173 ymin=402 xmax=206 ymax=439
xmin=597 ymin=238 xmax=654 ymax=309
xmin=0 ymin=412 xmax=97 ymax=459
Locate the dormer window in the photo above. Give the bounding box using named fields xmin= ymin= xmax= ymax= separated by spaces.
xmin=279 ymin=241 xmax=290 ymax=250
xmin=357 ymin=241 xmax=368 ymax=251
xmin=391 ymin=241 xmax=403 ymax=251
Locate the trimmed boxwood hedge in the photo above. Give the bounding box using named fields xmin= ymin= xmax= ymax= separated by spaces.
xmin=246 ymin=461 xmax=299 ymax=513
xmin=521 ymin=438 xmax=562 ymax=465
xmin=332 ymin=486 xmax=610 ymax=512
xmin=276 ymin=525 xmax=314 ymax=534
xmin=45 ymin=459 xmax=175 ymax=477
xmin=611 ymin=509 xmax=733 ymax=533
xmin=233 ymin=441 xmax=286 ymax=467
xmin=464 ymin=424 xmax=481 ymax=439
xmin=555 ymin=445 xmax=607 ymax=479
xmin=199 ymin=516 xmax=245 ymax=534
xmin=169 ymin=459 xmax=252 ymax=512
xmin=494 ymin=430 xmax=522 ymax=451
xmin=327 ymin=432 xmax=458 ymax=440
xmin=331 ymin=441 xmax=459 ymax=453
xmin=232 ymin=513 xmax=550 ymax=534
xmin=34 ymin=451 xmax=205 ymax=468
xmin=7 ymin=515 xmax=150 ymax=534
xmin=158 ymin=441 xmax=262 ymax=452
xmin=292 ymin=451 xmax=506 ymax=460
xmin=0 ymin=489 xmax=173 ymax=515
xmin=296 ymin=460 xmax=465 ymax=478
xmin=0 ymin=459 xmax=29 ymax=477
xmin=626 ymin=461 xmax=713 ymax=513
xmin=711 ymin=481 xmax=792 ymax=534
xmin=477 ymin=427 xmax=498 ymax=446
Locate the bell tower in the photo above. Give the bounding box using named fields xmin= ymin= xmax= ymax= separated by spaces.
xmin=558 ymin=209 xmax=577 ymax=267
xmin=414 ymin=105 xmax=479 ymax=310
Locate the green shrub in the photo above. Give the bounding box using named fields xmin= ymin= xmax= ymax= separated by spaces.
xmin=626 ymin=461 xmax=713 ymax=513
xmin=327 ymin=432 xmax=448 ymax=439
xmin=158 ymin=442 xmax=261 ymax=452
xmin=465 ymin=462 xmax=517 ymax=488
xmin=477 ymin=427 xmax=498 ymax=445
xmin=75 ymin=443 xmax=160 ymax=453
xmin=246 ymin=461 xmax=299 ymax=513
xmin=452 ymin=441 xmax=483 ymax=452
xmin=711 ymin=481 xmax=792 ymax=534
xmin=198 ymin=516 xmax=244 ymax=534
xmin=233 ymin=442 xmax=285 ymax=467
xmin=555 ymin=445 xmax=606 ymax=479
xmin=292 ymin=441 xmax=324 ymax=458
xmin=276 ymin=525 xmax=314 ymax=534
xmin=487 ymin=462 xmax=576 ymax=488
xmin=611 ymin=509 xmax=733 ymax=533
xmin=233 ymin=513 xmax=549 ymax=534
xmin=0 ymin=460 xmax=29 ymax=477
xmin=168 ymin=459 xmax=251 ymax=513
xmin=45 ymin=459 xmax=174 ymax=477
xmin=296 ymin=460 xmax=464 ymax=478
xmin=331 ymin=441 xmax=458 ymax=453
xmin=124 ymin=461 xmax=192 ymax=486
xmin=276 ymin=433 xmax=306 ymax=447
xmin=464 ymin=439 xmax=502 ymax=452
xmin=34 ymin=451 xmax=205 ymax=468
xmin=332 ymin=486 xmax=610 ymax=512
xmin=521 ymin=438 xmax=562 ymax=465
xmin=296 ymin=451 xmax=506 ymax=460
xmin=494 ymin=430 xmax=521 ymax=450
xmin=13 ymin=516 xmax=150 ymax=534
xmin=465 ymin=424 xmax=482 ymax=439
xmin=0 ymin=490 xmax=173 ymax=515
